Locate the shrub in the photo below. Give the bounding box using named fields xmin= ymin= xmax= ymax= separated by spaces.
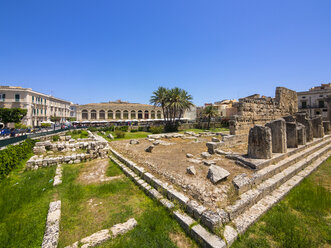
xmin=130 ymin=129 xmax=138 ymax=133
xmin=88 ymin=127 xmax=98 ymax=132
xmin=80 ymin=130 xmax=88 ymax=139
xmin=138 ymin=126 xmax=144 ymax=132
xmin=149 ymin=126 xmax=164 ymax=134
xmin=120 ymin=126 xmax=129 ymax=132
xmin=0 ymin=139 xmax=36 ymax=179
xmin=41 ymin=123 xmax=51 ymax=128
xmin=114 ymin=130 xmax=125 ymax=138
xmin=52 ymin=135 xmax=60 ymax=142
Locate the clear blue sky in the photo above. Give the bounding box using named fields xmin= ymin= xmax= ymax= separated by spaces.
xmin=0 ymin=0 xmax=330 ymax=106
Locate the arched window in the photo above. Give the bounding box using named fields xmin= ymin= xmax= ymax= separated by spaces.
xmin=108 ymin=110 xmax=113 ymax=119
xmin=82 ymin=110 xmax=88 ymax=120
xmin=151 ymin=110 xmax=155 ymax=119
xmin=115 ymin=110 xmax=121 ymax=119
xmin=131 ymin=110 xmax=136 ymax=119
xmin=123 ymin=110 xmax=129 ymax=119
xmin=99 ymin=110 xmax=105 ymax=120
xmin=144 ymin=110 xmax=149 ymax=119
xmin=91 ymin=110 xmax=97 ymax=119
xmin=157 ymin=110 xmax=162 ymax=119
xmin=138 ymin=110 xmax=143 ymax=119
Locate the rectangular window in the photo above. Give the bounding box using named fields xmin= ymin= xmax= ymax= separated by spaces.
xmin=319 ymin=100 xmax=324 ymax=108
xmin=32 ymin=96 xmax=34 ymax=102
xmin=0 ymin=94 xmax=5 ymax=102
xmin=33 ymin=109 xmax=35 ymax=115
xmin=45 ymin=99 xmax=46 ymax=104
xmin=301 ymin=101 xmax=307 ymax=108
xmin=41 ymin=109 xmax=43 ymax=114
xmin=45 ymin=109 xmax=47 ymax=115
xmin=37 ymin=109 xmax=39 ymax=115
xmin=15 ymin=94 xmax=20 ymax=102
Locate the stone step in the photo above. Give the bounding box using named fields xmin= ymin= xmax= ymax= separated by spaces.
xmin=252 ymin=137 xmax=331 ymax=186
xmin=231 ymin=135 xmax=331 ymax=170
xmin=228 ymin=152 xmax=330 ymax=245
xmin=226 ymin=144 xmax=331 ymax=220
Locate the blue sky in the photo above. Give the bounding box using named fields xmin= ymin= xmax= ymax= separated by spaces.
xmin=0 ymin=0 xmax=330 ymax=106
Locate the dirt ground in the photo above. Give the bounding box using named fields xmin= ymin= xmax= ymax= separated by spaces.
xmin=110 ymin=136 xmax=252 ymax=209
xmin=78 ymin=158 xmax=123 ymax=184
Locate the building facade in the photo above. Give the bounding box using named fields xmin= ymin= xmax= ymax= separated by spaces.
xmin=0 ymin=86 xmax=72 ymax=127
xmin=297 ymin=83 xmax=331 ymax=120
xmin=76 ymin=100 xmax=164 ymax=121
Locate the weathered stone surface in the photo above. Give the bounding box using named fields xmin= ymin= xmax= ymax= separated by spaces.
xmin=265 ymin=118 xmax=287 ymax=153
xmin=223 ymin=225 xmax=238 ymax=246
xmin=42 ymin=201 xmax=61 ymax=248
xmin=247 ymin=125 xmax=272 ymax=159
xmin=201 ymin=152 xmax=211 ymax=159
xmin=187 ymin=200 xmax=207 ymax=219
xmin=206 ymin=142 xmax=221 ymax=154
xmin=207 ymin=165 xmax=230 ymax=184
xmin=232 ymin=173 xmax=251 ymax=194
xmin=286 ymin=122 xmax=298 ymax=148
xmin=187 ymin=158 xmax=201 ymax=164
xmin=296 ymin=112 xmax=313 ymax=142
xmin=107 ymin=134 xmax=114 ymax=139
xmin=145 ymin=145 xmax=154 ymax=152
xmin=186 ymin=153 xmax=194 ymax=158
xmin=212 ymin=137 xmax=220 ymax=142
xmin=297 ymin=123 xmax=307 ymax=145
xmin=201 ymin=210 xmax=221 ymax=231
xmin=312 ymin=116 xmax=324 ymax=138
xmin=186 ymin=166 xmax=196 ymax=175
xmin=203 ymin=160 xmax=216 ymax=166
xmin=110 ymin=218 xmax=137 ymax=237
xmin=80 ymin=229 xmax=111 ymax=248
xmin=129 ymin=139 xmax=139 ymax=145
xmin=323 ymin=121 xmax=330 ymax=134
xmin=215 ymin=149 xmax=232 ymax=155
xmin=153 ymin=140 xmax=160 ymax=145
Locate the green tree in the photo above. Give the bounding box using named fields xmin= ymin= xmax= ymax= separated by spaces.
xmin=202 ymin=105 xmax=219 ymax=129
xmin=0 ymin=108 xmax=27 ymax=127
xmin=50 ymin=116 xmax=61 ymax=123
xmin=150 ymin=87 xmax=193 ymax=132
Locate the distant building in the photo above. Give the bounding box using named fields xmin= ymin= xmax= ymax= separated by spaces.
xmin=297 ymin=83 xmax=331 ymax=120
xmin=0 ymin=86 xmax=72 ymax=127
xmin=203 ymin=99 xmax=238 ymax=118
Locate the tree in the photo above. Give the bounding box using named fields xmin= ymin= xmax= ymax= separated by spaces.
xmin=202 ymin=105 xmax=219 ymax=129
xmin=150 ymin=87 xmax=193 ymax=132
xmin=0 ymin=108 xmax=27 ymax=127
xmin=50 ymin=116 xmax=61 ymax=123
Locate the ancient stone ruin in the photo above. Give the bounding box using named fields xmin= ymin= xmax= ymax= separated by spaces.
xmin=229 ymin=87 xmax=298 ymax=135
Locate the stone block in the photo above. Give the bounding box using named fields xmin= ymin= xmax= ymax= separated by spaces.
xmin=207 ymin=165 xmax=230 ymax=184
xmin=265 ymin=118 xmax=287 ymax=153
xmin=295 ymin=112 xmax=314 ymax=142
xmin=206 ymin=142 xmax=221 ymax=154
xmin=323 ymin=121 xmax=330 ymax=134
xmin=201 ymin=210 xmax=221 ymax=231
xmin=296 ymin=123 xmax=306 ymax=145
xmin=232 ymin=173 xmax=252 ymax=194
xmin=312 ymin=116 xmax=324 ymax=138
xmin=286 ymin=122 xmax=298 ymax=148
xmin=186 ymin=166 xmax=196 ymax=175
xmin=247 ymin=125 xmax=272 ymax=159
xmin=145 ymin=145 xmax=154 ymax=152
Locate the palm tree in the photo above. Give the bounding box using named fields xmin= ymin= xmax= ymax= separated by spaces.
xmin=150 ymin=87 xmax=193 ymax=131
xmin=202 ymin=105 xmax=219 ymax=129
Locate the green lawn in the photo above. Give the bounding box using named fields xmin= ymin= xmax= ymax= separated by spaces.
xmin=0 ymin=166 xmax=56 ymax=248
xmin=179 ymin=127 xmax=229 ymax=133
xmin=98 ymin=131 xmax=151 ymax=141
xmin=58 ymin=160 xmax=198 ymax=248
xmin=67 ymin=130 xmax=89 ymax=140
xmin=232 ymin=157 xmax=331 ymax=248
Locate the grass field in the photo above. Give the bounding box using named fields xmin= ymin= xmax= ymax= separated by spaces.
xmin=232 ymin=156 xmax=331 ymax=248
xmin=0 ymin=166 xmax=56 ymax=248
xmin=99 ymin=131 xmax=151 ymax=141
xmin=178 ymin=127 xmax=229 ymax=133
xmin=57 ymin=160 xmax=198 ymax=248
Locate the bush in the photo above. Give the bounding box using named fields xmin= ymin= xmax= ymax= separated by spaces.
xmin=149 ymin=126 xmax=164 ymax=134
xmin=120 ymin=126 xmax=129 ymax=132
xmin=0 ymin=139 xmax=36 ymax=179
xmin=52 ymin=135 xmax=60 ymax=142
xmin=41 ymin=123 xmax=51 ymax=128
xmin=88 ymin=127 xmax=98 ymax=132
xmin=130 ymin=129 xmax=138 ymax=133
xmin=138 ymin=126 xmax=144 ymax=132
xmin=114 ymin=130 xmax=125 ymax=138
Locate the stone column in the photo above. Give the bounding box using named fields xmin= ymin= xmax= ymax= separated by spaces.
xmin=312 ymin=116 xmax=324 ymax=138
xmin=247 ymin=125 xmax=272 ymax=159
xmin=265 ymin=118 xmax=287 ymax=153
xmin=323 ymin=121 xmax=330 ymax=135
xmin=296 ymin=123 xmax=306 ymax=145
xmin=286 ymin=122 xmax=298 ymax=148
xmin=296 ymin=112 xmax=313 ymax=142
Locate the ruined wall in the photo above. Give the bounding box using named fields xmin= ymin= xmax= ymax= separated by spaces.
xmin=230 ymin=87 xmax=298 ymax=135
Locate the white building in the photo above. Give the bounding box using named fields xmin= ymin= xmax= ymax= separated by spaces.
xmin=297 ymin=83 xmax=331 ymax=120
xmin=0 ymin=86 xmax=72 ymax=127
